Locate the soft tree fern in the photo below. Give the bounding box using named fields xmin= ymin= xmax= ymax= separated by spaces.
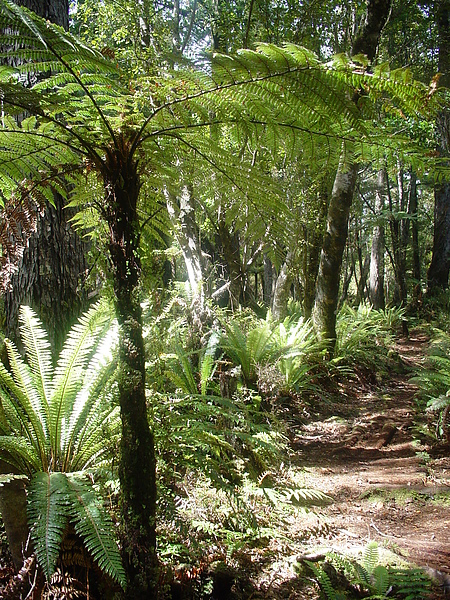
xmin=0 ymin=301 xmax=125 ymax=588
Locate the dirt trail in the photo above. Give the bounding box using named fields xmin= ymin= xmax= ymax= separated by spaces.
xmin=288 ymin=331 xmax=450 ymax=583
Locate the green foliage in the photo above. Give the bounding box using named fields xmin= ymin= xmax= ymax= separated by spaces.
xmin=302 ymin=542 xmax=431 ymax=600
xmin=221 ymin=317 xmax=282 ymax=388
xmin=333 ymin=304 xmax=405 ymax=372
xmin=0 ymin=302 xmax=124 ymax=587
xmin=411 ymin=330 xmax=450 ymax=440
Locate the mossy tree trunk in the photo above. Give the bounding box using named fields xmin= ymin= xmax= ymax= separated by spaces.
xmin=312 ymin=163 xmax=358 ymax=347
xmin=103 ymin=137 xmax=157 ymax=599
xmin=312 ymin=0 xmax=392 ymax=351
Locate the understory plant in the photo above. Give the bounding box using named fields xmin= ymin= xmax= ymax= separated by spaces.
xmin=332 ymin=304 xmax=405 ymax=372
xmin=302 ymin=541 xmax=431 ymax=600
xmin=0 ymin=302 xmax=125 ymax=588
xmin=411 ymin=330 xmax=450 ymax=442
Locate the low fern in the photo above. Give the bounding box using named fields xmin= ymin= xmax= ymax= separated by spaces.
xmin=301 ymin=542 xmax=431 ymax=600
xmin=0 ymin=302 xmax=125 ymax=588
xmin=411 ymin=330 xmax=450 ymax=441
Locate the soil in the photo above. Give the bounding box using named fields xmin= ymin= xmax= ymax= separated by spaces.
xmin=246 ymin=331 xmax=450 ymax=599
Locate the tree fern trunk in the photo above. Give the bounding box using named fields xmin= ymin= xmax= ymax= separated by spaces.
xmin=104 ymin=143 xmax=157 ymax=599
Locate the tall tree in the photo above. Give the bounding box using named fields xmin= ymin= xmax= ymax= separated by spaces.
xmin=312 ymin=0 xmax=392 ymax=350
xmin=2 ymin=0 xmax=89 ymax=354
xmin=427 ymin=0 xmax=450 ymax=292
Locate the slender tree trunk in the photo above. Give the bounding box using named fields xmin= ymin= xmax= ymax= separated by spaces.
xmin=166 ymin=186 xmax=205 ymax=306
xmin=428 ymin=0 xmax=450 ymax=292
xmin=272 ymin=251 xmax=294 ymax=322
xmin=410 ymin=170 xmax=420 ymax=282
xmin=103 ymin=141 xmax=157 ymax=599
xmin=312 ymin=0 xmax=392 ymax=351
xmin=218 ymin=220 xmax=242 ymax=311
xmin=313 ymin=162 xmax=358 ymax=346
xmin=263 ymin=255 xmax=273 ymax=306
xmin=369 ymin=169 xmax=386 ymax=309
xmin=303 ymin=179 xmax=328 ymax=319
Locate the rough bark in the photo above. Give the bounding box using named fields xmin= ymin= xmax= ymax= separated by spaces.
xmin=427 ymin=0 xmax=450 ymax=292
xmin=0 ymin=473 xmax=28 ymax=570
xmin=312 ymin=0 xmax=392 ymax=350
xmin=103 ymin=139 xmax=157 ymax=599
xmin=369 ymin=169 xmax=386 ymax=310
xmin=4 ymin=0 xmax=89 ymax=355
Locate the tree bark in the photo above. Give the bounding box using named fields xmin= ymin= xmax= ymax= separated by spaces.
xmin=427 ymin=0 xmax=450 ymax=292
xmin=313 ymin=162 xmax=358 ymax=345
xmin=312 ymin=0 xmax=392 ymax=351
xmin=4 ymin=0 xmax=89 ymax=355
xmin=410 ymin=170 xmax=421 ymax=282
xmin=369 ymin=169 xmax=386 ymax=309
xmin=103 ymin=139 xmax=157 ymax=599
xmin=272 ymin=251 xmax=294 ymax=322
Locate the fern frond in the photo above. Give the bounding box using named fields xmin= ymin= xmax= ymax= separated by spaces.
xmin=66 ymin=473 xmax=126 ymax=589
xmin=1 ymin=341 xmax=48 ymax=466
xmin=27 ymin=471 xmax=69 ymax=581
xmin=0 ymin=435 xmax=41 ymax=473
xmin=50 ymin=299 xmax=112 ymax=460
xmin=18 ymin=306 xmax=52 ymax=408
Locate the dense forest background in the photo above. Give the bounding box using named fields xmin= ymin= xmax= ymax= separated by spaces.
xmin=0 ymin=1 xmax=449 ymax=599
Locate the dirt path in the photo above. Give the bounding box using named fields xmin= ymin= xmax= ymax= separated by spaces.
xmin=277 ymin=331 xmax=450 ymax=596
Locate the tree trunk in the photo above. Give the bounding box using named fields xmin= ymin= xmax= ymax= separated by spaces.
xmin=103 ymin=141 xmax=157 ymax=599
xmin=4 ymin=0 xmax=89 ymax=355
xmin=166 ymin=186 xmax=205 ymax=306
xmin=312 ymin=162 xmax=358 ymax=346
xmin=312 ymin=0 xmax=392 ymax=350
xmin=272 ymin=251 xmax=294 ymax=322
xmin=369 ymin=169 xmax=386 ymax=309
xmin=263 ymin=255 xmax=273 ymax=306
xmin=0 ymin=470 xmax=28 ymax=571
xmin=218 ymin=220 xmax=243 ymax=311
xmin=410 ymin=170 xmax=421 ymax=283
xmin=303 ymin=179 xmax=329 ymax=319
xmin=427 ymin=0 xmax=450 ymax=292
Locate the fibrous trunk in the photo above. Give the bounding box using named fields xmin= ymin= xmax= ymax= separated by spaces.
xmin=103 ymin=143 xmax=157 ymax=599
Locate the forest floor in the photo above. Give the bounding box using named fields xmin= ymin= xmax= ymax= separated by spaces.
xmin=239 ymin=330 xmax=450 ymax=600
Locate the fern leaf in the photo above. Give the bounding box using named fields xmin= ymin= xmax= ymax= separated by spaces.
xmin=50 ymin=299 xmax=112 ymax=460
xmin=18 ymin=306 xmax=52 ymax=409
xmin=66 ymin=473 xmax=126 ymax=589
xmin=27 ymin=471 xmax=69 ymax=581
